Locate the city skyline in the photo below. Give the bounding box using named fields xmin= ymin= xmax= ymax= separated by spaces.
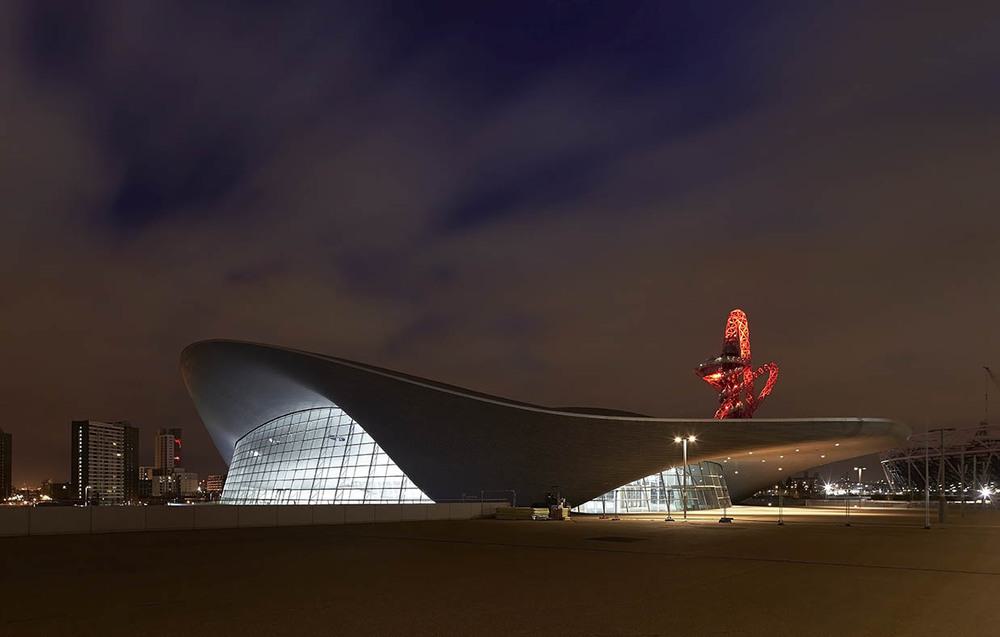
xmin=5 ymin=423 xmax=210 ymax=491
xmin=2 ymin=3 xmax=999 ymax=486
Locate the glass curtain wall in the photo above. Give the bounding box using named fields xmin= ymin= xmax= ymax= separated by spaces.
xmin=574 ymin=461 xmax=731 ymax=514
xmin=222 ymin=406 xmax=431 ymax=505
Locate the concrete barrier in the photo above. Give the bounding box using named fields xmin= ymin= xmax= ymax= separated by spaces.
xmin=277 ymin=505 xmax=314 ymax=527
xmin=146 ymin=506 xmax=195 ymax=531
xmin=237 ymin=505 xmax=279 ymax=528
xmin=399 ymin=504 xmax=428 ymax=521
xmin=195 ymin=505 xmax=239 ymax=529
xmin=450 ymin=503 xmax=479 ymax=520
xmin=29 ymin=507 xmax=92 ymax=535
xmin=343 ymin=504 xmax=375 ymax=524
xmin=0 ymin=501 xmax=502 ymax=538
xmin=313 ymin=504 xmax=344 ymax=525
xmin=374 ymin=504 xmax=402 ymax=522
xmin=92 ymin=506 xmax=146 ymax=533
xmin=0 ymin=507 xmax=31 ymax=537
xmin=425 ymin=503 xmax=452 ymax=520
xmin=312 ymin=505 xmax=345 ymax=525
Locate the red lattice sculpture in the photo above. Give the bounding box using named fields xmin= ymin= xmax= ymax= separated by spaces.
xmin=695 ymin=309 xmax=779 ymax=419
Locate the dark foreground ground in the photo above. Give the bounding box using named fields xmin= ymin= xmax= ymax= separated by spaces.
xmin=2 ymin=505 xmax=999 ymax=636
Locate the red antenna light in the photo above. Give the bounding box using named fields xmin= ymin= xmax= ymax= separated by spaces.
xmin=695 ymin=309 xmax=779 ymax=419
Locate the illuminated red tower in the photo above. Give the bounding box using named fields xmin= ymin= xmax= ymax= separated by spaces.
xmin=695 ymin=309 xmax=779 ymax=419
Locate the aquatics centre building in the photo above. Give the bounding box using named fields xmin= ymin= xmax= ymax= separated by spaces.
xmin=181 ymin=321 xmax=909 ymax=511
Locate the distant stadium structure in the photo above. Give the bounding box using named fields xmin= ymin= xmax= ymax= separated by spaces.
xmin=881 ymin=424 xmax=1000 ymax=500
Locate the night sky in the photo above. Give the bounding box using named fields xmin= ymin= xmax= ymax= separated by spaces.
xmin=3 ymin=2 xmax=999 ymax=487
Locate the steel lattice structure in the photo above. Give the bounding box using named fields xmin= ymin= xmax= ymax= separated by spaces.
xmin=880 ymin=425 xmax=1000 ymax=499
xmin=695 ymin=309 xmax=779 ymax=419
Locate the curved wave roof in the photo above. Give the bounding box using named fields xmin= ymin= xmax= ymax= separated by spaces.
xmin=182 ymin=340 xmax=909 ymax=504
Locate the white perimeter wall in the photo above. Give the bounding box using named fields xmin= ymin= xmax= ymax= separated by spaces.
xmin=0 ymin=502 xmax=502 ymax=537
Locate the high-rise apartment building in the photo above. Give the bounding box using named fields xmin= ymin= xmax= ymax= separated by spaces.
xmin=71 ymin=420 xmax=139 ymax=505
xmin=155 ymin=428 xmax=183 ymax=472
xmin=0 ymin=428 xmax=11 ymax=500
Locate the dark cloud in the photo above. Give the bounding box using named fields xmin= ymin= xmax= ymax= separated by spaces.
xmin=1 ymin=1 xmax=999 ymax=487
xmin=437 ymin=148 xmax=611 ymax=233
xmin=21 ymin=2 xmax=103 ymax=81
xmin=109 ymin=135 xmax=248 ymax=231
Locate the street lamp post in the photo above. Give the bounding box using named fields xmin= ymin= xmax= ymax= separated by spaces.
xmin=845 ymin=480 xmax=851 ymax=527
xmin=854 ymin=466 xmax=867 ymax=509
xmin=928 ymin=427 xmax=955 ymax=523
xmin=778 ymin=484 xmax=784 ymax=526
xmin=924 ymin=432 xmax=931 ymax=529
xmin=674 ymin=435 xmax=696 ymax=521
xmin=660 ymin=470 xmax=674 ymax=522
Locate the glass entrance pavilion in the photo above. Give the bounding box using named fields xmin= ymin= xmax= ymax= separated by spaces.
xmin=574 ymin=461 xmax=731 ymax=514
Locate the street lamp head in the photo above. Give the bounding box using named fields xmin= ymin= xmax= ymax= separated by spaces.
xmin=674 ymin=436 xmax=683 ymax=443
xmin=688 ymin=435 xmax=697 ymax=443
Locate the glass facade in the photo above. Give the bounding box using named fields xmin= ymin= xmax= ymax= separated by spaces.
xmin=574 ymin=461 xmax=731 ymax=514
xmin=222 ymin=406 xmax=431 ymax=505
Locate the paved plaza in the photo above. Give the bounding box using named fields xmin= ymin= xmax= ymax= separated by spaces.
xmin=2 ymin=505 xmax=999 ymax=636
